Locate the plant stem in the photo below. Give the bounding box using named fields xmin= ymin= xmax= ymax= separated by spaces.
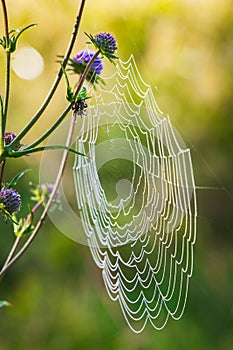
xmin=1 ymin=235 xmax=21 ymax=271
xmin=24 ymin=105 xmax=72 ymax=150
xmin=0 ymin=1 xmax=9 ymax=43
xmin=0 ymin=158 xmax=6 ymax=187
xmin=9 ymin=0 xmax=87 ymax=150
xmin=0 ymin=114 xmax=76 ymax=276
xmin=3 ymin=53 xmax=11 ymax=131
xmin=0 ymin=49 xmax=102 ymax=277
xmin=1 ymin=199 xmax=43 ymax=271
xmin=0 ymin=0 xmax=10 ymax=148
xmin=14 ymin=50 xmax=100 ymax=151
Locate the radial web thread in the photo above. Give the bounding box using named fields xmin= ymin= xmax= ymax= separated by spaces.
xmin=73 ymin=55 xmax=197 ymax=333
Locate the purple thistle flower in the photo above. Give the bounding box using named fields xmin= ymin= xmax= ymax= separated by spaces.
xmin=68 ymin=50 xmax=104 ymax=85
xmin=94 ymin=32 xmax=118 ymax=55
xmin=0 ymin=188 xmax=21 ymax=214
xmin=73 ymin=50 xmax=103 ymax=75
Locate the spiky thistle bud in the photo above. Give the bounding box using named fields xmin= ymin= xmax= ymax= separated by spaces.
xmin=94 ymin=32 xmax=118 ymax=55
xmin=4 ymin=132 xmax=21 ymax=151
xmin=0 ymin=188 xmax=21 ymax=214
xmin=86 ymin=32 xmax=118 ymax=63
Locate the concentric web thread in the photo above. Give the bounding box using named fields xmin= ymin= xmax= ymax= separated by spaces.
xmin=73 ymin=55 xmax=197 ymax=332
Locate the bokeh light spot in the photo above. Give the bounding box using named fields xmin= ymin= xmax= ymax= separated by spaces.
xmin=12 ymin=46 xmax=44 ymax=80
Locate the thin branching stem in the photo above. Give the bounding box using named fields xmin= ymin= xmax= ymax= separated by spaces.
xmin=21 ymin=50 xmax=100 ymax=151
xmin=9 ymin=0 xmax=87 ymax=150
xmin=0 ymin=49 xmax=101 ymax=276
xmin=0 ymin=1 xmax=9 ymax=44
xmin=1 ymin=235 xmax=21 ymax=271
xmin=4 ymin=53 xmax=11 ymax=130
xmin=24 ymin=105 xmax=72 ymax=150
xmin=0 ymin=114 xmax=76 ymax=276
xmin=0 ymin=1 xmax=102 ymax=276
xmin=0 ymin=0 xmax=10 ymax=148
xmin=1 ymin=199 xmax=43 ymax=271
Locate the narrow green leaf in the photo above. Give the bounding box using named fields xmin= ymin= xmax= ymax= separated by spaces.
xmin=8 ymin=145 xmax=86 ymax=158
xmin=0 ymin=205 xmax=19 ymax=224
xmin=14 ymin=208 xmax=34 ymax=237
xmin=9 ymin=24 xmax=37 ymax=53
xmin=14 ymin=24 xmax=37 ymax=41
xmin=7 ymin=169 xmax=31 ymax=188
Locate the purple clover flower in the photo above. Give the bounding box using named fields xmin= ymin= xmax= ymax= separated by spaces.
xmin=0 ymin=188 xmax=21 ymax=214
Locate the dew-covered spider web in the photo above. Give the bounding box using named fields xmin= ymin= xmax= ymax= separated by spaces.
xmin=73 ymin=55 xmax=197 ymax=333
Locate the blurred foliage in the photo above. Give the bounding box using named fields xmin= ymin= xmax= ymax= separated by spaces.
xmin=0 ymin=0 xmax=232 ymax=349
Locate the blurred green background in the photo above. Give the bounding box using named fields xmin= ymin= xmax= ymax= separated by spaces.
xmin=0 ymin=0 xmax=232 ymax=349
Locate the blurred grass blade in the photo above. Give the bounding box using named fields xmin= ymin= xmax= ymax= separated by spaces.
xmin=0 ymin=301 xmax=12 ymax=308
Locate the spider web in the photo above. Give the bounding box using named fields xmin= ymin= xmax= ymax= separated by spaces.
xmin=73 ymin=55 xmax=197 ymax=333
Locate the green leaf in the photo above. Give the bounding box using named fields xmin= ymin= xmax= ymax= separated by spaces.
xmin=0 ymin=24 xmax=37 ymax=53
xmin=77 ymin=86 xmax=90 ymax=101
xmin=7 ymin=169 xmax=31 ymax=188
xmin=0 ymin=205 xmax=19 ymax=224
xmin=85 ymin=32 xmax=96 ymax=46
xmin=8 ymin=145 xmax=87 ymax=158
xmin=60 ymin=64 xmax=74 ymax=103
xmin=0 ymin=36 xmax=7 ymax=50
xmin=0 ymin=301 xmax=11 ymax=308
xmin=8 ymin=24 xmax=37 ymax=53
xmin=14 ymin=24 xmax=37 ymax=40
xmin=13 ymin=209 xmax=34 ymax=237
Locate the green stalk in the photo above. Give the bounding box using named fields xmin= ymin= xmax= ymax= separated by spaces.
xmin=0 ymin=0 xmax=10 ymax=150
xmin=24 ymin=105 xmax=72 ymax=150
xmin=22 ymin=50 xmax=100 ymax=150
xmin=0 ymin=48 xmax=102 ymax=276
xmin=1 ymin=199 xmax=44 ymax=271
xmin=9 ymin=0 xmax=87 ymax=150
xmin=0 ymin=113 xmax=77 ymax=276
